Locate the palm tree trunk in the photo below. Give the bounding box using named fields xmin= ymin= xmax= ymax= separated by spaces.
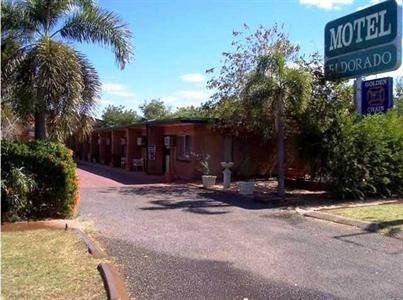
xmin=275 ymin=95 xmax=285 ymax=199
xmin=34 ymin=110 xmax=47 ymax=140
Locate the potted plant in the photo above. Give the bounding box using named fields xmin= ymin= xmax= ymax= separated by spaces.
xmin=238 ymin=156 xmax=254 ymax=195
xmin=193 ymin=153 xmax=217 ymax=188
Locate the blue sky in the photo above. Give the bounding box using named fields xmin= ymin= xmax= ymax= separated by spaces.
xmin=75 ymin=0 xmax=403 ymax=116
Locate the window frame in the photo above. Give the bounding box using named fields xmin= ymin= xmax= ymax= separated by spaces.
xmin=176 ymin=135 xmax=192 ymax=161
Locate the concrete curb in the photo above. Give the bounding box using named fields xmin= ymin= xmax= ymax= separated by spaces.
xmin=1 ymin=219 xmax=79 ymax=231
xmin=98 ymin=263 xmax=130 ymax=300
xmin=302 ymin=210 xmax=403 ymax=241
xmin=302 ymin=210 xmax=380 ymax=232
xmin=74 ymin=228 xmax=105 ymax=258
xmin=74 ymin=229 xmax=132 ymax=298
xmin=307 ymin=199 xmax=402 ymax=211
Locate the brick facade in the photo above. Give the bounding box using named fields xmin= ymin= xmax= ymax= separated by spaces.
xmin=67 ymin=118 xmax=307 ymax=181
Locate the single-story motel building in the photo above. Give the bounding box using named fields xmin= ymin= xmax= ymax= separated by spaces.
xmin=67 ymin=118 xmax=306 ymax=181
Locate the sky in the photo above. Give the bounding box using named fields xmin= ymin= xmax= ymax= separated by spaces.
xmin=74 ymin=0 xmax=403 ymax=116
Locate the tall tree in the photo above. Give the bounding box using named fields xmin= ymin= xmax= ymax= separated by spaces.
xmin=242 ymin=53 xmax=311 ymax=197
xmin=139 ymin=99 xmax=171 ymax=120
xmin=2 ymin=0 xmax=133 ymax=141
xmin=102 ymin=105 xmax=140 ymax=126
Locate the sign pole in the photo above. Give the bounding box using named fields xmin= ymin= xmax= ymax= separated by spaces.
xmin=354 ymin=77 xmax=363 ymax=116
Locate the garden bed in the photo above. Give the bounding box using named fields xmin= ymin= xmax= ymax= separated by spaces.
xmin=1 ymin=228 xmax=105 ymax=299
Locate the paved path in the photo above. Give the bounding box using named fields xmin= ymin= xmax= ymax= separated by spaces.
xmin=77 ymin=164 xmax=403 ymax=300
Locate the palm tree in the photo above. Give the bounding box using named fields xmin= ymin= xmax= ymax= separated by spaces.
xmin=1 ymin=0 xmax=133 ymax=140
xmin=242 ymin=53 xmax=311 ymax=198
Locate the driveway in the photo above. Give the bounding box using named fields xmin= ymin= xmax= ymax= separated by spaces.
xmin=77 ymin=164 xmax=403 ymax=299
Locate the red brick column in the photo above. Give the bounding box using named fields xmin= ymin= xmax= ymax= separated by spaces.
xmin=126 ymin=129 xmax=134 ymax=171
xmin=99 ymin=132 xmax=106 ymax=165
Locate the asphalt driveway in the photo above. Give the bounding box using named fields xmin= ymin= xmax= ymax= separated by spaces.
xmin=77 ymin=164 xmax=403 ymax=300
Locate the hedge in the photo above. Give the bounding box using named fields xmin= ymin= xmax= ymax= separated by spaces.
xmin=324 ymin=110 xmax=403 ymax=199
xmin=1 ymin=140 xmax=78 ymax=221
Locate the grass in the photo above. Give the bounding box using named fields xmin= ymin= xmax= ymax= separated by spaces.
xmin=1 ymin=229 xmax=105 ymax=300
xmin=328 ymin=203 xmax=403 ymax=235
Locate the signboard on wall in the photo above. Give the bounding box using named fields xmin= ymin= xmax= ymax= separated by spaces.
xmin=361 ymin=77 xmax=393 ymax=114
xmin=147 ymin=145 xmax=156 ymax=160
xmin=325 ymin=0 xmax=402 ymax=80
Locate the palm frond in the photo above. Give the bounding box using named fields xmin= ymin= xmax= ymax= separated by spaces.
xmin=60 ymin=6 xmax=133 ymax=69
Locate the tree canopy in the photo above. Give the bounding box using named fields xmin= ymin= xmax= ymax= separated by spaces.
xmin=171 ymin=105 xmax=208 ymax=118
xmin=205 ymin=24 xmax=311 ymax=197
xmin=205 ymin=24 xmax=301 ymax=137
xmin=139 ymin=99 xmax=171 ymax=120
xmin=2 ymin=0 xmax=133 ymax=141
xmin=101 ymin=105 xmax=140 ymax=127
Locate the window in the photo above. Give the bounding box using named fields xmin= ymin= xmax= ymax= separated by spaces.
xmin=177 ymin=135 xmax=192 ymax=160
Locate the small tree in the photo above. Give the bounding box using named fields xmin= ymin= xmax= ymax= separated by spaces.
xmin=102 ymin=105 xmax=140 ymax=126
xmin=139 ymin=99 xmax=171 ymax=120
xmin=206 ymin=24 xmax=309 ymax=198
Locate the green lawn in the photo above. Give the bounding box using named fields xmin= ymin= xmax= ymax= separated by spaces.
xmin=328 ymin=203 xmax=403 ymax=235
xmin=1 ymin=229 xmax=105 ymax=300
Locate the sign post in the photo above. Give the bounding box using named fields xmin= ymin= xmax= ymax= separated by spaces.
xmin=354 ymin=77 xmax=363 ymax=116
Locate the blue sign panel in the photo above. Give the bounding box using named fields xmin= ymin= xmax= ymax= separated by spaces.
xmin=361 ymin=77 xmax=393 ymax=115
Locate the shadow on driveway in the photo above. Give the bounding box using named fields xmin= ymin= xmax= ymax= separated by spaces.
xmin=99 ymin=185 xmax=278 ymax=214
xmin=100 ymin=236 xmax=341 ymax=300
xmin=77 ymin=161 xmax=165 ymax=185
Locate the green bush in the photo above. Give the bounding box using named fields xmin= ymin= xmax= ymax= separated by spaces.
xmin=1 ymin=140 xmax=78 ymax=221
xmin=323 ymin=110 xmax=403 ymax=199
xmin=1 ymin=167 xmax=36 ymax=221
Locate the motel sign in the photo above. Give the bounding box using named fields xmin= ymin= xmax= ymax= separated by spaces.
xmin=325 ymin=0 xmax=402 ymax=80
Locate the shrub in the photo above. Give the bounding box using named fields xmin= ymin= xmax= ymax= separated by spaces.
xmin=1 ymin=167 xmax=36 ymax=221
xmin=1 ymin=140 xmax=78 ymax=221
xmin=322 ymin=110 xmax=403 ymax=199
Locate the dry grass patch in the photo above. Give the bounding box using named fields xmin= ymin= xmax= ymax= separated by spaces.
xmin=328 ymin=203 xmax=403 ymax=235
xmin=1 ymin=229 xmax=105 ymax=300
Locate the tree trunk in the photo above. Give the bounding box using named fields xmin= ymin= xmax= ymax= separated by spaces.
xmin=34 ymin=110 xmax=47 ymax=140
xmin=275 ymin=95 xmax=285 ymax=199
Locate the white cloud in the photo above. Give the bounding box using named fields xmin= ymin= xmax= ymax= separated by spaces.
xmin=102 ymin=83 xmax=135 ymax=98
xmin=98 ymin=98 xmax=114 ymax=105
xmin=180 ymin=73 xmax=205 ymax=83
xmin=299 ymin=0 xmax=353 ymax=10
xmin=161 ymin=89 xmax=212 ymax=108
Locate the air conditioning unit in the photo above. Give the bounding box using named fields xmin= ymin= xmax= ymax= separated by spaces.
xmin=164 ymin=136 xmax=176 ymax=147
xmin=137 ymin=137 xmax=145 ymax=146
xmin=121 ymin=138 xmax=126 ymax=145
